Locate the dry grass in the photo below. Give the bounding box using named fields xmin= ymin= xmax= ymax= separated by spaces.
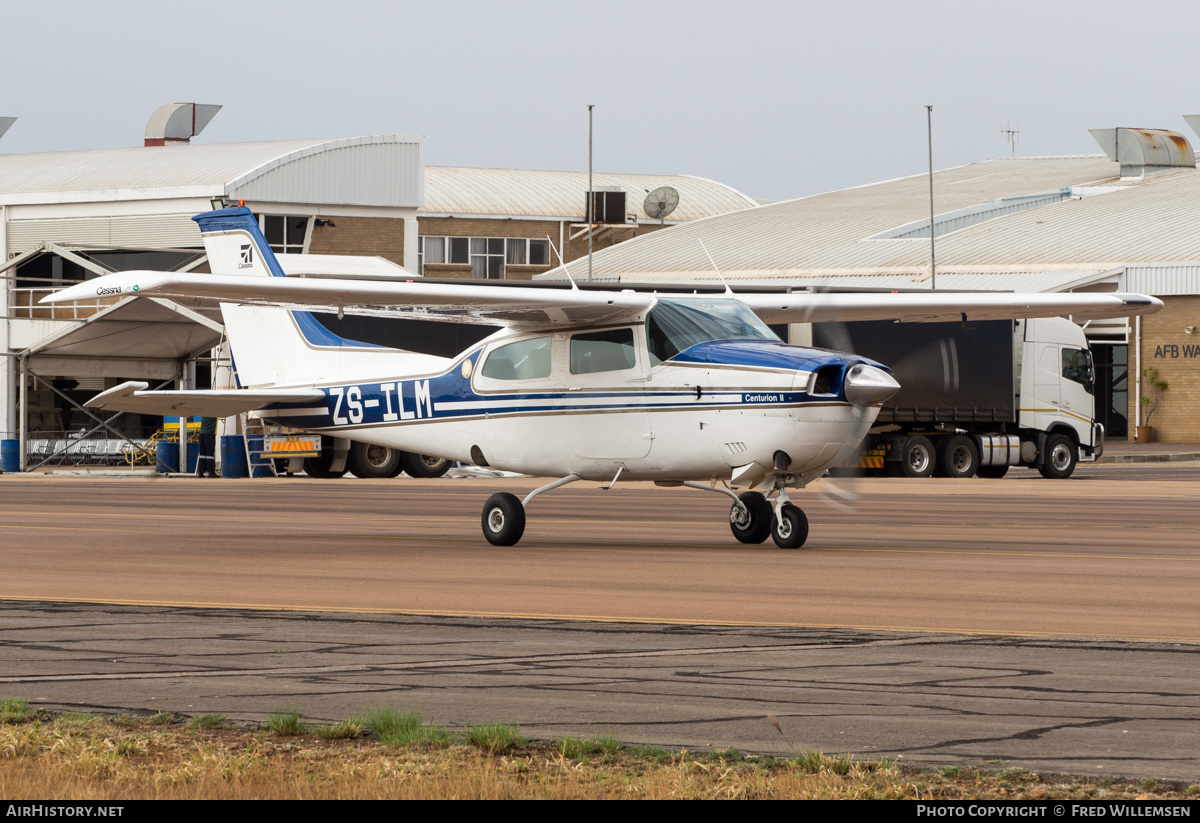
xmin=0 ymin=708 xmax=1196 ymax=800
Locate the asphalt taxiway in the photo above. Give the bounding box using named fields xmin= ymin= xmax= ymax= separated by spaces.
xmin=1 ymin=466 xmax=1197 ymax=779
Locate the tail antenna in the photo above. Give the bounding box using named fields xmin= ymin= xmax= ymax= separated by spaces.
xmin=698 ymin=239 xmax=734 ymax=296
xmin=548 ymin=235 xmax=579 ymax=291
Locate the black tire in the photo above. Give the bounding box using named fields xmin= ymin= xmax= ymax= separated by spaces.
xmin=770 ymin=503 xmax=809 ymax=549
xmin=976 ymin=464 xmax=1010 ymax=479
xmin=729 ymin=492 xmax=772 ymax=544
xmin=1038 ymin=433 xmax=1077 ymax=479
xmin=935 ymin=434 xmax=979 ymax=479
xmin=899 ymin=436 xmax=936 ymax=478
xmin=401 ymin=451 xmax=452 ymax=478
xmin=348 ymin=442 xmax=402 ymax=479
xmin=482 ymin=492 xmax=525 ymax=546
xmin=303 ymin=438 xmax=348 ymax=479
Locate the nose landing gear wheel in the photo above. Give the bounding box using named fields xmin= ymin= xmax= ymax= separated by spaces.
xmin=729 ymin=492 xmax=772 ymax=544
xmin=771 ymin=503 xmax=808 ymax=549
xmin=482 ymin=492 xmax=526 ymax=546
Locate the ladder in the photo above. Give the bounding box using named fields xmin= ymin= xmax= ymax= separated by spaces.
xmin=241 ymin=413 xmax=279 ymax=477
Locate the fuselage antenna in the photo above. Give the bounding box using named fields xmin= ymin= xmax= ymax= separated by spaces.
xmin=698 ymin=239 xmax=734 ymax=296
xmin=548 ymin=235 xmax=579 ymax=291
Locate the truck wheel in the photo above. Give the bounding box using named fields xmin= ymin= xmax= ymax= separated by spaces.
xmin=348 ymin=442 xmax=401 ymax=479
xmin=976 ymin=464 xmax=1009 ymax=479
xmin=935 ymin=434 xmax=979 ymax=479
xmin=899 ymin=436 xmax=935 ymax=478
xmin=730 ymin=492 xmax=772 ymax=544
xmin=1038 ymin=433 xmax=1078 ymax=479
xmin=401 ymin=452 xmax=452 ymax=478
xmin=302 ymin=453 xmax=347 ymax=479
xmin=303 ymin=437 xmax=347 ymax=479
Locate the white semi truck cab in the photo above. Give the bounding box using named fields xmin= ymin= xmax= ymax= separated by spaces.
xmin=1013 ymin=317 xmax=1102 ymax=477
xmin=816 ymin=316 xmax=1100 ymax=479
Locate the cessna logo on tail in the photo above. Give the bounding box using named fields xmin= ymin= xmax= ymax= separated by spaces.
xmin=239 ymin=243 xmax=254 ymax=269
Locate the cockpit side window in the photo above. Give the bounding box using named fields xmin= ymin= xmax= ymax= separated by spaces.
xmin=646 ymin=299 xmax=779 ymax=364
xmin=480 ymin=336 xmax=552 ymax=380
xmin=570 ymin=328 xmax=637 ymax=374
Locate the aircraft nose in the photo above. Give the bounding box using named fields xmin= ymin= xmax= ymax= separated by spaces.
xmin=843 ymin=364 xmax=900 ymax=407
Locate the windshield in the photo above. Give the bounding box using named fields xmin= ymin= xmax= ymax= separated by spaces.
xmin=646 ymin=298 xmax=780 ymax=364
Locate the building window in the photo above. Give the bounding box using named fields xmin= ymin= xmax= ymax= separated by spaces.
xmin=418 ymin=236 xmax=555 ymax=276
xmin=259 ymin=215 xmax=310 ymax=254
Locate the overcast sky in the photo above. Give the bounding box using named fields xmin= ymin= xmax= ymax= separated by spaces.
xmin=4 ymin=0 xmax=1199 ymax=203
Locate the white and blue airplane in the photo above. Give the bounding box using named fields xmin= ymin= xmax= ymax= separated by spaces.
xmin=45 ymin=207 xmax=1162 ymax=548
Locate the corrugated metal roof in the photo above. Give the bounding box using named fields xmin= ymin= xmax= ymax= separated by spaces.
xmin=588 ymin=270 xmax=1110 ymax=293
xmin=422 ymin=166 xmax=757 ymax=222
xmin=1125 ymin=263 xmax=1200 ymax=295
xmin=547 ymin=155 xmax=1200 ymax=287
xmin=0 ymin=136 xmax=424 ymax=207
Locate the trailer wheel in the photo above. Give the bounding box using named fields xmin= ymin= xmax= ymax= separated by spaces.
xmin=935 ymin=434 xmax=979 ymax=479
xmin=302 ymin=454 xmax=347 ymax=479
xmin=899 ymin=436 xmax=935 ymax=478
xmin=401 ymin=452 xmax=452 ymax=478
xmin=348 ymin=442 xmax=401 ymax=479
xmin=303 ymin=438 xmax=347 ymax=478
xmin=1038 ymin=433 xmax=1077 ymax=479
xmin=976 ymin=464 xmax=1009 ymax=479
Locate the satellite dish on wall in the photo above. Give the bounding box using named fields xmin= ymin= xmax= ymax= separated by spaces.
xmin=643 ymin=186 xmax=680 ymax=224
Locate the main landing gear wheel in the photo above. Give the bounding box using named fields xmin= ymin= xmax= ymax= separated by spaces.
xmin=482 ymin=493 xmax=525 ymax=546
xmin=729 ymin=492 xmax=772 ymax=544
xmin=771 ymin=503 xmax=809 ymax=549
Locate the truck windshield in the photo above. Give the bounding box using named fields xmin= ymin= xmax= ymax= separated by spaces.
xmin=646 ymin=298 xmax=779 ymax=364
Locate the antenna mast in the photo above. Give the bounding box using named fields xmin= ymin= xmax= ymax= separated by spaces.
xmin=1001 ymin=120 xmax=1021 ymax=158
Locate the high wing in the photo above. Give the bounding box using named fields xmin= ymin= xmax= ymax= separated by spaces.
xmin=43 ymin=269 xmax=1162 ymax=325
xmin=736 ymin=290 xmax=1163 ymax=324
xmin=85 ymin=381 xmax=326 ymax=418
xmin=43 ymin=271 xmax=653 ymax=327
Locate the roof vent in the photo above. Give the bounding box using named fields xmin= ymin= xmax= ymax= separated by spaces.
xmin=1088 ymin=127 xmax=1195 ymax=179
xmin=144 ymin=103 xmax=222 ymax=147
xmin=0 ymin=117 xmax=14 ymax=142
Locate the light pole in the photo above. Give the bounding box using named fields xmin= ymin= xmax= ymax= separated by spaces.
xmin=588 ymin=104 xmax=594 ymax=281
xmin=926 ymin=105 xmax=936 ymax=290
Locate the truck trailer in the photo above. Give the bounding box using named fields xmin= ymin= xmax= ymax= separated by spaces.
xmin=813 ymin=317 xmax=1101 ymax=479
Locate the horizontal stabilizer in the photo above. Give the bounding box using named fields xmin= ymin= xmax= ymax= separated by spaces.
xmin=85 ymin=381 xmax=326 ymax=417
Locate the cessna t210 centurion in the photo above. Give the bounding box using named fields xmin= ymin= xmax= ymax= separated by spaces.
xmin=45 ymin=207 xmax=1162 ymax=549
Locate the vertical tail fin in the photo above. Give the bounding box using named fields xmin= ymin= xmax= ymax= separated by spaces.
xmin=193 ymin=207 xmax=289 ymax=280
xmin=194 ymin=206 xmax=388 ymax=388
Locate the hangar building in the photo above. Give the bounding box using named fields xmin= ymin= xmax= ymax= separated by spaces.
xmin=545 ymin=125 xmax=1200 ymax=442
xmin=0 ymin=123 xmax=755 ymax=467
